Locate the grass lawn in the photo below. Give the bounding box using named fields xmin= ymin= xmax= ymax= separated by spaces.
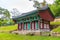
xmin=50 ymin=22 xmax=60 ymax=32
xmin=0 ymin=24 xmax=17 ymax=32
xmin=0 ymin=24 xmax=60 ymax=40
xmin=50 ymin=22 xmax=60 ymax=25
xmin=52 ymin=26 xmax=60 ymax=32
xmin=0 ymin=33 xmax=60 ymax=40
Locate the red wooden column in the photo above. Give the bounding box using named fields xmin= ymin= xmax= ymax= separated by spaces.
xmin=31 ymin=22 xmax=32 ymax=30
xmin=18 ymin=23 xmax=22 ymax=30
xmin=38 ymin=20 xmax=40 ymax=29
xmin=34 ymin=21 xmax=36 ymax=30
xmin=21 ymin=23 xmax=22 ymax=30
xmin=18 ymin=23 xmax=19 ymax=30
xmin=49 ymin=21 xmax=50 ymax=29
xmin=26 ymin=23 xmax=28 ymax=30
xmin=22 ymin=23 xmax=24 ymax=30
xmin=42 ymin=23 xmax=44 ymax=29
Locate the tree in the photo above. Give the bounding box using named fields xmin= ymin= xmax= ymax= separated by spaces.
xmin=30 ymin=0 xmax=60 ymax=17
xmin=11 ymin=8 xmax=21 ymax=18
xmin=3 ymin=9 xmax=10 ymax=18
xmin=0 ymin=7 xmax=15 ymax=26
xmin=50 ymin=0 xmax=60 ymax=17
xmin=0 ymin=7 xmax=10 ymax=18
xmin=55 ymin=0 xmax=60 ymax=5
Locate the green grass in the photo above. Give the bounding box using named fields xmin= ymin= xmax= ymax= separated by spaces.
xmin=0 ymin=33 xmax=59 ymax=40
xmin=0 ymin=24 xmax=17 ymax=32
xmin=50 ymin=22 xmax=60 ymax=32
xmin=52 ymin=26 xmax=60 ymax=32
xmin=0 ymin=24 xmax=60 ymax=40
xmin=50 ymin=22 xmax=60 ymax=25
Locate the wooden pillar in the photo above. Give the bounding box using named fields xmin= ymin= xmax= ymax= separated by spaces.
xmin=34 ymin=21 xmax=35 ymax=30
xmin=42 ymin=20 xmax=44 ymax=29
xmin=38 ymin=20 xmax=40 ymax=29
xmin=20 ymin=23 xmax=22 ymax=30
xmin=18 ymin=23 xmax=22 ymax=30
xmin=18 ymin=23 xmax=19 ymax=30
xmin=49 ymin=21 xmax=50 ymax=29
xmin=22 ymin=23 xmax=24 ymax=30
xmin=31 ymin=22 xmax=32 ymax=30
xmin=42 ymin=23 xmax=44 ymax=29
xmin=46 ymin=24 xmax=47 ymax=29
xmin=26 ymin=23 xmax=27 ymax=30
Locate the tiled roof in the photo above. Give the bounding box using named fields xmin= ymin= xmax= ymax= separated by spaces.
xmin=12 ymin=10 xmax=38 ymax=19
xmin=12 ymin=5 xmax=49 ymax=19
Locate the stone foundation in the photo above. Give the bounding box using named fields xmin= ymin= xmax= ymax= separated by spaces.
xmin=51 ymin=32 xmax=60 ymax=37
xmin=12 ymin=30 xmax=50 ymax=36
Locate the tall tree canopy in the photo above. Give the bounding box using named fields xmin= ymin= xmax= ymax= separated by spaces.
xmin=55 ymin=0 xmax=60 ymax=5
xmin=50 ymin=0 xmax=60 ymax=17
xmin=0 ymin=7 xmax=14 ymax=26
xmin=0 ymin=7 xmax=10 ymax=18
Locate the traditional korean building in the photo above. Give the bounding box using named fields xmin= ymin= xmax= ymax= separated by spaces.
xmin=12 ymin=1 xmax=54 ymax=34
xmin=13 ymin=8 xmax=54 ymax=32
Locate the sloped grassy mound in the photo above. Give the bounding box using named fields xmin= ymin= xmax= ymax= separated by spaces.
xmin=50 ymin=22 xmax=60 ymax=32
xmin=0 ymin=33 xmax=60 ymax=40
xmin=50 ymin=22 xmax=60 ymax=25
xmin=52 ymin=26 xmax=60 ymax=32
xmin=0 ymin=24 xmax=17 ymax=32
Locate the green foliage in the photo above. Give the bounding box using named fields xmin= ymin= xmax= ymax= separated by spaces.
xmin=0 ymin=24 xmax=17 ymax=32
xmin=0 ymin=19 xmax=15 ymax=26
xmin=9 ymin=19 xmax=15 ymax=25
xmin=55 ymin=0 xmax=60 ymax=5
xmin=0 ymin=7 xmax=10 ymax=17
xmin=50 ymin=5 xmax=60 ymax=17
xmin=50 ymin=0 xmax=60 ymax=17
xmin=3 ymin=9 xmax=10 ymax=18
xmin=50 ymin=22 xmax=60 ymax=25
xmin=0 ymin=7 xmax=13 ymax=26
